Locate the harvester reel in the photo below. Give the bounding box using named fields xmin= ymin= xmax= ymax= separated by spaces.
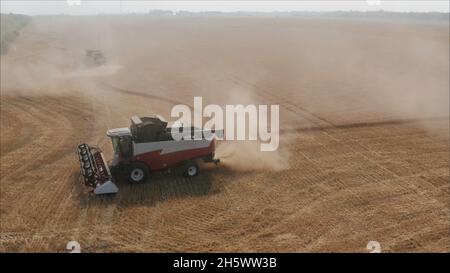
xmin=77 ymin=143 xmax=118 ymax=194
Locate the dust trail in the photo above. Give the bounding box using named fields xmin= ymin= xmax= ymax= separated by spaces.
xmin=63 ymin=65 xmax=123 ymax=79
xmin=216 ymin=140 xmax=291 ymax=171
xmin=211 ymin=85 xmax=293 ymax=171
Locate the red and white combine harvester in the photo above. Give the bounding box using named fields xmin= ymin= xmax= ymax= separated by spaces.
xmin=77 ymin=116 xmax=220 ymax=194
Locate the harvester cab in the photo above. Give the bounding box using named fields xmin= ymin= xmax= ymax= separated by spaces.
xmin=106 ymin=127 xmax=133 ymax=166
xmin=77 ymin=115 xmax=220 ymax=195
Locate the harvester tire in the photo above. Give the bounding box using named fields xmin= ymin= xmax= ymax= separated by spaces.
xmin=183 ymin=162 xmax=199 ymax=177
xmin=127 ymin=162 xmax=149 ymax=184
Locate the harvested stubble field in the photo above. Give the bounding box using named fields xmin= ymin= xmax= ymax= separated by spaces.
xmin=0 ymin=16 xmax=449 ymax=252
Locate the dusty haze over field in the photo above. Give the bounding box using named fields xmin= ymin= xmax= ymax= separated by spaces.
xmin=2 ymin=16 xmax=448 ymax=126
xmin=0 ymin=15 xmax=449 ymax=252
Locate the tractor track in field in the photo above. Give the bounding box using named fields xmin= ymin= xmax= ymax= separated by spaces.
xmin=100 ymin=82 xmax=194 ymax=109
xmin=0 ymin=101 xmax=35 ymax=155
xmin=0 ymin=95 xmax=96 ymax=236
xmin=0 ymin=95 xmax=93 ymax=179
xmin=279 ymin=116 xmax=450 ymax=135
xmin=102 ymin=78 xmax=448 ymax=139
xmin=228 ymin=74 xmax=336 ymax=128
xmin=225 ymin=73 xmax=449 ymax=138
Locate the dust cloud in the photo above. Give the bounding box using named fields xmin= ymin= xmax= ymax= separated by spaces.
xmin=216 ymin=140 xmax=291 ymax=171
xmin=1 ymin=16 xmax=448 ymax=170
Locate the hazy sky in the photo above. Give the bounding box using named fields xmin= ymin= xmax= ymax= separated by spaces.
xmin=1 ymin=1 xmax=449 ymax=15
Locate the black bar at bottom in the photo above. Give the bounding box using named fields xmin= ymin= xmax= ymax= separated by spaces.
xmin=1 ymin=253 xmax=447 ymax=272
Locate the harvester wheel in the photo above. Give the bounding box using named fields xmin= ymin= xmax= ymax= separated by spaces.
xmin=127 ymin=162 xmax=149 ymax=184
xmin=184 ymin=162 xmax=199 ymax=177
